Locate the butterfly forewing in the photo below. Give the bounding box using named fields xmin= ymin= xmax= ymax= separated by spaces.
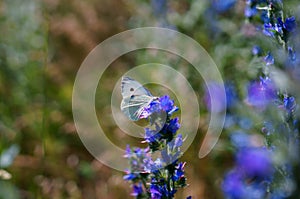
xmin=121 ymin=76 xmax=152 ymax=97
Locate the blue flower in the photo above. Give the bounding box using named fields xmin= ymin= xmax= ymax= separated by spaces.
xmin=144 ymin=128 xmax=161 ymax=143
xmin=131 ymin=183 xmax=143 ymax=197
xmin=212 ymin=0 xmax=236 ymax=13
xmin=124 ymin=146 xmax=152 ymax=173
xmin=222 ymin=170 xmax=247 ymax=199
xmin=264 ymin=52 xmax=274 ymax=65
xmin=236 ymin=147 xmax=274 ymax=179
xmin=150 ymin=184 xmax=162 ymax=199
xmin=151 ymin=0 xmax=167 ymax=17
xmin=230 ymin=131 xmax=251 ymax=148
xmin=245 ymin=6 xmax=257 ymax=17
xmin=252 ymin=45 xmax=262 ymax=56
xmin=263 ymin=23 xmax=275 ymax=37
xmin=123 ymin=172 xmax=138 ymax=181
xmin=141 ymin=95 xmax=178 ymax=120
xmin=204 ymin=82 xmax=227 ymax=112
xmin=246 ymin=77 xmax=277 ymax=109
xmin=225 ymin=82 xmax=238 ymax=109
xmin=284 ymin=16 xmax=296 ymax=32
xmin=288 ymin=47 xmax=296 ymax=62
xmin=173 ymin=162 xmax=186 ymax=181
xmin=168 ymin=134 xmax=183 ymax=152
xmin=159 ymin=95 xmax=175 ymax=113
xmin=238 ymin=117 xmax=253 ymax=130
xmin=167 ymin=117 xmax=180 ymax=134
xmin=283 ymin=96 xmax=296 ymax=113
xmin=150 ymin=182 xmax=176 ymax=198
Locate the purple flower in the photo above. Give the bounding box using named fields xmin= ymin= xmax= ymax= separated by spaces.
xmin=150 ymin=184 xmax=162 ymax=199
xmin=225 ymin=83 xmax=238 ymax=108
xmin=204 ymin=82 xmax=227 ymax=112
xmin=246 ymin=77 xmax=277 ymax=109
xmin=252 ymin=45 xmax=262 ymax=56
xmin=124 ymin=147 xmax=152 ymax=173
xmin=245 ymin=6 xmax=257 ymax=17
xmin=159 ymin=95 xmax=175 ymax=113
xmin=222 ymin=170 xmax=247 ymax=199
xmin=288 ymin=47 xmax=296 ymax=62
xmin=168 ymin=134 xmax=183 ymax=151
xmin=142 ymin=100 xmax=161 ymax=117
xmin=212 ymin=0 xmax=236 ymax=13
xmin=284 ymin=16 xmax=296 ymax=32
xmin=151 ymin=0 xmax=167 ymax=17
xmin=283 ymin=96 xmax=296 ymax=113
xmin=264 ymin=52 xmax=274 ymax=65
xmin=150 ymin=183 xmax=175 ymax=198
xmin=236 ymin=148 xmax=274 ymax=179
xmin=263 ymin=23 xmax=275 ymax=37
xmin=123 ymin=172 xmax=138 ymax=181
xmin=173 ymin=162 xmax=186 ymax=181
xmin=131 ymin=183 xmax=143 ymax=196
xmin=141 ymin=95 xmax=178 ymax=120
xmin=167 ymin=117 xmax=180 ymax=134
xmin=230 ymin=131 xmax=252 ymax=148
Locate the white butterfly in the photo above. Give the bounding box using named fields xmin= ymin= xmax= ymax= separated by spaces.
xmin=120 ymin=76 xmax=158 ymax=121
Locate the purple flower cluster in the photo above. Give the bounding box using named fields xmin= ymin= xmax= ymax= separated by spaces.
xmin=124 ymin=95 xmax=190 ymax=199
xmin=222 ymin=1 xmax=299 ymax=198
xmin=245 ymin=0 xmax=296 ymax=45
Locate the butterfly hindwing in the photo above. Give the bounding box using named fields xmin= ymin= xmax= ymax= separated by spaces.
xmin=121 ymin=95 xmax=153 ymax=121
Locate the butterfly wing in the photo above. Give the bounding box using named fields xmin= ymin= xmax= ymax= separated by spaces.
xmin=121 ymin=95 xmax=153 ymax=121
xmin=121 ymin=76 xmax=152 ymax=97
xmin=120 ymin=77 xmax=154 ymax=121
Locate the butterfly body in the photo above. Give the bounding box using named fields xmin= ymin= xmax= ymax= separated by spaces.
xmin=121 ymin=77 xmax=157 ymax=121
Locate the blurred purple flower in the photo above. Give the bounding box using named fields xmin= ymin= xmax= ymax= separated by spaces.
xmin=150 ymin=184 xmax=163 ymax=199
xmin=236 ymin=148 xmax=274 ymax=179
xmin=252 ymin=45 xmax=262 ymax=56
xmin=264 ymin=52 xmax=274 ymax=65
xmin=284 ymin=16 xmax=296 ymax=32
xmin=212 ymin=0 xmax=236 ymax=13
xmin=283 ymin=96 xmax=296 ymax=113
xmin=230 ymin=131 xmax=252 ymax=148
xmin=238 ymin=117 xmax=253 ymax=130
xmin=263 ymin=23 xmax=275 ymax=37
xmin=151 ymin=0 xmax=167 ymax=17
xmin=246 ymin=77 xmax=277 ymax=109
xmin=222 ymin=170 xmax=247 ymax=199
xmin=131 ymin=183 xmax=143 ymax=197
xmin=245 ymin=6 xmax=257 ymax=17
xmin=204 ymin=82 xmax=227 ymax=112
